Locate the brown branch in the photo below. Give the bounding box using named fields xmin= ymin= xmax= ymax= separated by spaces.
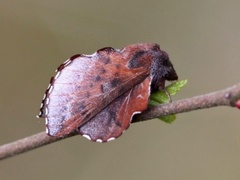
xmin=0 ymin=83 xmax=240 ymax=160
xmin=133 ymin=82 xmax=240 ymax=122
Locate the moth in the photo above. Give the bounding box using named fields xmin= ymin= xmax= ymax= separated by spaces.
xmin=37 ymin=43 xmax=178 ymax=142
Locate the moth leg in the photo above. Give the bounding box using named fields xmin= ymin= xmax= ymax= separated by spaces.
xmin=158 ymin=79 xmax=172 ymax=102
xmin=163 ymin=88 xmax=172 ymax=102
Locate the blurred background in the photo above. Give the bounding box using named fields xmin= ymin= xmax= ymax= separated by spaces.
xmin=0 ymin=1 xmax=240 ymax=179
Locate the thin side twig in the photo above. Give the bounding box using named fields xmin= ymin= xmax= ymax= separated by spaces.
xmin=0 ymin=83 xmax=240 ymax=160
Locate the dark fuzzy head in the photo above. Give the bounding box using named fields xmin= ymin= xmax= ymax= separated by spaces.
xmin=150 ymin=46 xmax=178 ymax=91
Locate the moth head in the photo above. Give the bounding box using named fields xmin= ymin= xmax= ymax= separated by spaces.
xmin=150 ymin=47 xmax=178 ymax=91
xmin=158 ymin=51 xmax=178 ymax=81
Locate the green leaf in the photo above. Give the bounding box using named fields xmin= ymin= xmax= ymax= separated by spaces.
xmin=149 ymin=79 xmax=187 ymax=123
xmin=165 ymin=79 xmax=188 ymax=96
xmin=150 ymin=79 xmax=187 ymax=104
xmin=159 ymin=114 xmax=176 ymax=124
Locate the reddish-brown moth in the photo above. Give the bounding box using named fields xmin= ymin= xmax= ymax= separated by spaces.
xmin=37 ymin=43 xmax=178 ymax=142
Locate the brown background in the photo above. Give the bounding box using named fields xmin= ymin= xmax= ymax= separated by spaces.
xmin=1 ymin=1 xmax=240 ymax=180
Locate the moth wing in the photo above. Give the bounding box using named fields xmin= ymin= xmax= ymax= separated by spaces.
xmin=78 ymin=76 xmax=151 ymax=142
xmin=38 ymin=48 xmax=150 ymax=137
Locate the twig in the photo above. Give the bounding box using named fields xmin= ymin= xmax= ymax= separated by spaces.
xmin=0 ymin=83 xmax=240 ymax=160
xmin=133 ymin=82 xmax=240 ymax=122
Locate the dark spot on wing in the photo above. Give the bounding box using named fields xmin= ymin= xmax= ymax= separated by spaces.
xmin=109 ymin=110 xmax=121 ymax=127
xmin=76 ymin=85 xmax=81 ymax=91
xmin=60 ymin=115 xmax=66 ymax=122
xmin=100 ymin=68 xmax=106 ymax=74
xmin=101 ymin=78 xmax=122 ymax=93
xmin=79 ymin=105 xmax=86 ymax=111
xmin=60 ymin=106 xmax=68 ymax=113
xmin=95 ymin=76 xmax=101 ymax=82
xmin=109 ymin=110 xmax=116 ymax=121
xmin=128 ymin=51 xmax=145 ymax=68
xmin=85 ymin=92 xmax=90 ymax=98
xmin=102 ymin=57 xmax=111 ymax=64
xmin=115 ymin=120 xmax=122 ymax=127
xmin=115 ymin=64 xmax=121 ymax=69
xmin=89 ymin=83 xmax=94 ymax=88
xmin=111 ymin=78 xmax=122 ymax=88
